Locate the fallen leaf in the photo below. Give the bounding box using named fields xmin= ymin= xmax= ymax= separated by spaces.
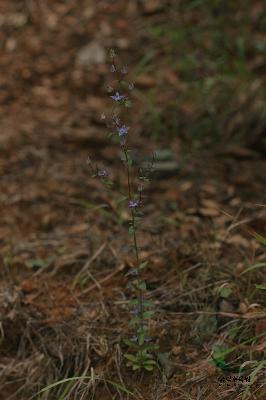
xmin=227 ymin=235 xmax=250 ymax=248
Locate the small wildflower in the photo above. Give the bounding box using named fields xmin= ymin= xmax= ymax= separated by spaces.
xmin=97 ymin=169 xmax=108 ymax=177
xmin=121 ymin=65 xmax=128 ymax=74
xmin=131 ymin=307 xmax=140 ymax=316
xmin=127 ymin=268 xmax=138 ymax=276
xmin=117 ymin=125 xmax=129 ymax=137
xmin=144 ymin=337 xmax=152 ymax=343
xmin=128 ymin=82 xmax=134 ymax=91
xmin=110 ymin=92 xmax=125 ymax=102
xmin=101 ymin=113 xmax=106 ymax=120
xmin=130 ymin=335 xmax=138 ymax=342
xmin=110 ymin=64 xmax=116 ymax=73
xmin=109 ymin=48 xmax=116 ymax=59
xmin=129 ymin=200 xmax=140 ymax=209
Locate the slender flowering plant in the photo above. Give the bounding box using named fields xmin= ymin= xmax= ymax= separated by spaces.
xmin=88 ymin=49 xmax=158 ymax=371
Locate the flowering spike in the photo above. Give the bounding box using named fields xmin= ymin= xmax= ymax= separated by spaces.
xmin=90 ymin=50 xmax=157 ymax=371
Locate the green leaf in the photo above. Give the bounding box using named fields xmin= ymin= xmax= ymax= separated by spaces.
xmin=132 ymin=364 xmax=141 ymax=371
xmin=124 ymin=354 xmax=137 ymax=362
xmin=127 ymin=156 xmax=133 ymax=166
xmin=137 ymin=325 xmax=148 ymax=334
xmin=25 ymin=257 xmax=53 ymax=269
xmin=228 ymin=326 xmax=240 ymax=339
xmin=241 ymin=263 xmax=266 ymax=275
xmin=128 ymin=299 xmax=139 ymax=306
xmin=139 ymin=333 xmax=145 ymax=346
xmin=129 ymin=317 xmax=140 ymax=325
xmin=125 ymin=100 xmax=132 ymax=108
xmin=211 ymin=345 xmax=227 ymax=361
xmin=143 ymin=300 xmax=153 ymax=308
xmin=143 ymin=310 xmax=155 ymax=318
xmin=143 ymin=359 xmax=157 ymax=365
xmin=143 ymin=365 xmax=154 ymax=371
xmin=103 ymin=178 xmax=113 ymax=186
xmin=136 ymin=281 xmax=146 ymax=291
xmin=139 ymin=261 xmax=148 ymax=270
xmin=139 ymin=176 xmax=150 ymax=182
xmin=139 ymin=343 xmax=157 ymax=352
xmin=120 ymin=80 xmax=128 ymax=87
xmin=124 ymin=339 xmax=138 ymax=349
xmin=255 ymin=284 xmax=266 ymax=290
xmin=216 ymin=284 xmax=232 ymax=299
xmin=253 ymin=233 xmax=266 ymax=246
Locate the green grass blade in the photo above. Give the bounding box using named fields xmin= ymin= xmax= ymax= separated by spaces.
xmin=36 ymin=375 xmax=138 ymax=399
xmin=241 ymin=263 xmax=266 ymax=275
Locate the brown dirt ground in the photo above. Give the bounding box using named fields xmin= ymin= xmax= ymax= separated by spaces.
xmin=0 ymin=1 xmax=265 ymax=399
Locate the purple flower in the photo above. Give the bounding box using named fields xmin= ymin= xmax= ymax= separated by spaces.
xmin=121 ymin=65 xmax=128 ymax=74
xmin=117 ymin=125 xmax=129 ymax=137
xmin=131 ymin=307 xmax=140 ymax=316
xmin=110 ymin=64 xmax=116 ymax=73
xmin=130 ymin=335 xmax=138 ymax=342
xmin=97 ymin=169 xmax=108 ymax=177
xmin=144 ymin=337 xmax=152 ymax=343
xmin=129 ymin=200 xmax=140 ymax=209
xmin=127 ymin=268 xmax=138 ymax=276
xmin=110 ymin=92 xmax=125 ymax=102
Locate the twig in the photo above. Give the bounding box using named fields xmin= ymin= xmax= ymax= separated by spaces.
xmin=77 ymin=263 xmax=125 ymax=297
xmin=72 ymin=243 xmax=107 ymax=288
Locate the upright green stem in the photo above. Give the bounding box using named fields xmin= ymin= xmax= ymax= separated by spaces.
xmin=123 ymin=147 xmax=143 ymax=320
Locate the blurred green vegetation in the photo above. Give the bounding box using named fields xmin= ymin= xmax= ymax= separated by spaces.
xmin=136 ymin=0 xmax=266 ymax=148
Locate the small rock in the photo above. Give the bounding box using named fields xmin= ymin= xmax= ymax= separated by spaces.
xmin=153 ymin=161 xmax=179 ymax=179
xmin=76 ymin=41 xmax=106 ymax=69
xmin=140 ymin=0 xmax=164 ymax=15
xmin=6 ymin=38 xmax=17 ymax=52
xmin=116 ymin=38 xmax=130 ymax=49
